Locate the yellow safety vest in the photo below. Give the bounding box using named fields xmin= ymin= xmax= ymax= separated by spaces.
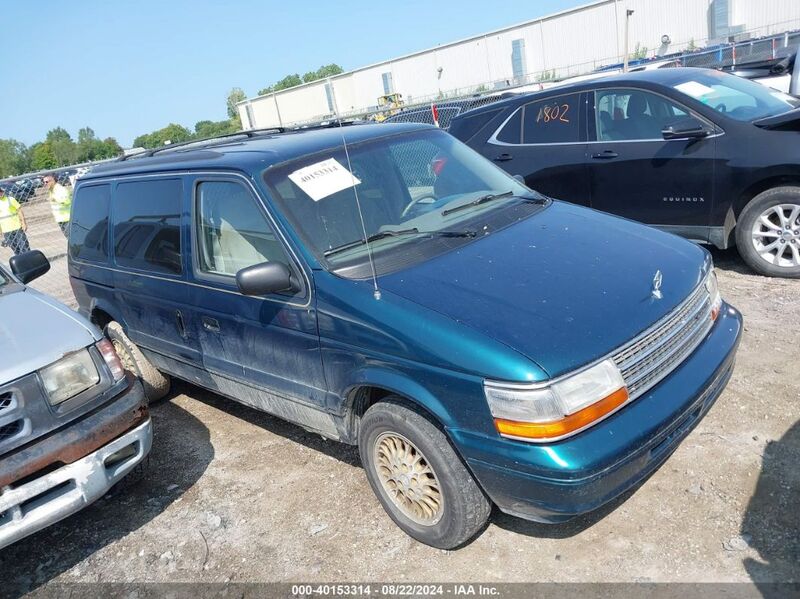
xmin=49 ymin=183 xmax=72 ymax=223
xmin=0 ymin=195 xmax=22 ymax=233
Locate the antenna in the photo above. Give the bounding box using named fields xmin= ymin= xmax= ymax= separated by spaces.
xmin=327 ymin=77 xmax=382 ymax=301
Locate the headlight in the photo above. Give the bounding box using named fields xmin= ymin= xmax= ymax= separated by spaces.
xmin=705 ymin=269 xmax=722 ymax=321
xmin=484 ymin=359 xmax=628 ymax=442
xmin=40 ymin=349 xmax=100 ymax=405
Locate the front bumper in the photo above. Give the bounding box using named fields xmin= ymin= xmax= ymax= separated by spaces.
xmin=450 ymin=304 xmax=743 ymax=523
xmin=0 ymin=378 xmax=151 ymax=550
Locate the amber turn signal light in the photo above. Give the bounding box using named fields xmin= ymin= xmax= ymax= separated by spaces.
xmin=494 ymin=387 xmax=630 ymax=441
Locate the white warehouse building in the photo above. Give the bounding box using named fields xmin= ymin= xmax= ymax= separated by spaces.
xmin=238 ymin=0 xmax=800 ymax=129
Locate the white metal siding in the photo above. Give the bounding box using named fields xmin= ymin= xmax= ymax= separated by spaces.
xmin=241 ymin=0 xmax=800 ymax=129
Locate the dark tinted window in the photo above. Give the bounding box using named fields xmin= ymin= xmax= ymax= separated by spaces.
xmin=522 ymin=94 xmax=581 ymax=143
xmin=70 ymin=184 xmax=110 ymax=263
xmin=452 ymin=108 xmax=502 ymax=142
xmin=113 ymin=179 xmax=182 ymax=274
xmin=496 ymin=108 xmax=522 ymax=143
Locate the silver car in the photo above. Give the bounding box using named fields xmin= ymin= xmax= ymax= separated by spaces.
xmin=0 ymin=251 xmax=151 ymax=549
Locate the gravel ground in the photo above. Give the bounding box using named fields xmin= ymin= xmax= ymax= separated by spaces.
xmin=1 ymin=247 xmax=798 ymax=592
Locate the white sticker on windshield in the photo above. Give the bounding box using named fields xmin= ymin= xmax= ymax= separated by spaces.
xmin=674 ymin=81 xmax=715 ymax=99
xmin=288 ymin=158 xmax=361 ymax=202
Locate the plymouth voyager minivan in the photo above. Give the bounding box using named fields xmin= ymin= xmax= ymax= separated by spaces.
xmin=68 ymin=124 xmax=742 ymax=548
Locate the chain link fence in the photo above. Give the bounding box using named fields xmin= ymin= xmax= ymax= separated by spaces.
xmin=0 ymin=170 xmax=78 ymax=308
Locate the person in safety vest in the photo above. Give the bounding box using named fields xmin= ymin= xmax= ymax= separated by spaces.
xmin=0 ymin=186 xmax=30 ymax=255
xmin=44 ymin=173 xmax=72 ymax=236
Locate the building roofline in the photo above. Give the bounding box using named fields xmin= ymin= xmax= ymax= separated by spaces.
xmin=238 ymin=0 xmax=613 ymax=106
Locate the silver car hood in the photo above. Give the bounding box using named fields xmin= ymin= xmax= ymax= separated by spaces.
xmin=0 ymin=288 xmax=99 ymax=385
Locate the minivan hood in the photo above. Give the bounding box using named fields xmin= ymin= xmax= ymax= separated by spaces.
xmin=380 ymin=202 xmax=709 ymax=379
xmin=0 ymin=288 xmax=97 ymax=385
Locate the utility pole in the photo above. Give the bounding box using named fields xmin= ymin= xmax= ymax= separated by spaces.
xmin=273 ymin=93 xmax=283 ymax=128
xmin=623 ymin=8 xmax=634 ymax=72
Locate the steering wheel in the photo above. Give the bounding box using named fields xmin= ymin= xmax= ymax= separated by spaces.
xmin=401 ymin=194 xmax=438 ymax=218
xmin=715 ymin=103 xmax=727 ymax=113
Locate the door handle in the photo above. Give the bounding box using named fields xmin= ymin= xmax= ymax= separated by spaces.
xmin=494 ymin=153 xmax=513 ymax=162
xmin=591 ymin=150 xmax=619 ymax=160
xmin=175 ymin=310 xmax=187 ymax=339
xmin=202 ymin=316 xmax=220 ymax=333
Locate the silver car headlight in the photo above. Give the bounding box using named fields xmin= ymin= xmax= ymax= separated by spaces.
xmin=484 ymin=359 xmax=628 ymax=442
xmin=40 ymin=348 xmax=100 ymax=405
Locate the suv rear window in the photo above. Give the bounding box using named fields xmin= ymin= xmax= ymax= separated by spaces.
xmin=70 ymin=184 xmax=110 ymax=263
xmin=113 ymin=179 xmax=183 ymax=275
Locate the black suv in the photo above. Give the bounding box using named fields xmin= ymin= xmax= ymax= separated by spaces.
xmin=449 ymin=67 xmax=800 ymax=278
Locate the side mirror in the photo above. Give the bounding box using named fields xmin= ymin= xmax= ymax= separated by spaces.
xmin=662 ymin=117 xmax=711 ymax=140
xmin=9 ymin=250 xmax=50 ymax=284
xmin=512 ymin=174 xmax=526 ymax=185
xmin=236 ymin=262 xmax=295 ymax=296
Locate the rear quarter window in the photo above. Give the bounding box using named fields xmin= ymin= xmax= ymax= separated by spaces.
xmin=112 ymin=178 xmax=183 ymax=275
xmin=70 ymin=184 xmax=111 ymax=263
xmin=452 ymin=108 xmax=503 ymax=142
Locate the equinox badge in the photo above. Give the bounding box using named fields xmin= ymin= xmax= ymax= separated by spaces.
xmin=652 ymin=270 xmax=663 ymax=299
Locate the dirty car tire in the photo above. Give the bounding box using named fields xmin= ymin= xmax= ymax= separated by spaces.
xmin=105 ymin=321 xmax=170 ymax=402
xmin=359 ymin=398 xmax=491 ymax=549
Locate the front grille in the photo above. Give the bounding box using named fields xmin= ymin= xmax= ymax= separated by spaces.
xmin=613 ymin=282 xmax=713 ymax=399
xmin=0 ymin=393 xmax=12 ymax=412
xmin=0 ymin=420 xmax=24 ymax=442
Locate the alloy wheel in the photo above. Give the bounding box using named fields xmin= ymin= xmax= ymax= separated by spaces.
xmin=373 ymin=432 xmax=444 ymax=526
xmin=751 ymin=203 xmax=800 ymax=268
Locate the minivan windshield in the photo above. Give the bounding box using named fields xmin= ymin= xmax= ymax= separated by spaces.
xmin=669 ymin=69 xmax=800 ymax=122
xmin=263 ymin=129 xmax=540 ymax=275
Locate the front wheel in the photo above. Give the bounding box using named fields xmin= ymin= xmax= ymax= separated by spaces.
xmin=358 ymin=398 xmax=491 ymax=549
xmin=736 ymin=187 xmax=800 ymax=278
xmin=105 ymin=321 xmax=171 ymax=402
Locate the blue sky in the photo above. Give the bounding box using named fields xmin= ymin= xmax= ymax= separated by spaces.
xmin=1 ymin=0 xmax=585 ymax=147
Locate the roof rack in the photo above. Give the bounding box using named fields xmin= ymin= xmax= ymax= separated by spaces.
xmin=117 ymin=127 xmax=286 ymax=161
xmin=118 ymin=120 xmax=369 ymax=162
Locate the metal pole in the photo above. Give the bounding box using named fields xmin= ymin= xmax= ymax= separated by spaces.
xmin=623 ymin=9 xmax=634 ymax=72
xmin=273 ymin=93 xmax=283 ymax=128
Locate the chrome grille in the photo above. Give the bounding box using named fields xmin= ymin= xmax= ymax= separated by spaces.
xmin=613 ymin=283 xmax=713 ymax=399
xmin=0 ymin=393 xmax=11 ymax=412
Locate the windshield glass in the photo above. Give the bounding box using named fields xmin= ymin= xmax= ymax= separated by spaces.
xmin=670 ymin=69 xmax=799 ymax=121
xmin=263 ymin=129 xmax=538 ymax=273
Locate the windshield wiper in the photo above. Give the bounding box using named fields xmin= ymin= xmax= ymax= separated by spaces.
xmin=323 ymin=228 xmax=477 ymax=257
xmin=442 ymin=191 xmax=546 ymax=217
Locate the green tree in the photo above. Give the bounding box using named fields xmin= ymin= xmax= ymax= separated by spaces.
xmin=133 ymin=123 xmax=193 ymax=149
xmin=30 ymin=142 xmax=57 ymax=170
xmin=194 ymin=119 xmax=239 ymax=139
xmin=100 ymin=137 xmax=123 ymax=158
xmin=45 ymin=127 xmax=72 ymax=144
xmin=632 ymin=42 xmax=649 ymax=60
xmin=0 ymin=139 xmax=29 ymax=178
xmin=227 ymin=87 xmax=246 ymax=120
xmin=258 ymin=72 xmax=306 ymax=96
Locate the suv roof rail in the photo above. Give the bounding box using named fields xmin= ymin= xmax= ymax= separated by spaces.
xmin=118 ymin=127 xmax=286 ymax=161
xmin=118 ymin=120 xmax=369 ymax=162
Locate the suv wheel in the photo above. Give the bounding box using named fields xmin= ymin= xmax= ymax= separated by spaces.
xmin=105 ymin=321 xmax=171 ymax=402
xmin=358 ymin=398 xmax=491 ymax=549
xmin=736 ymin=187 xmax=800 ymax=278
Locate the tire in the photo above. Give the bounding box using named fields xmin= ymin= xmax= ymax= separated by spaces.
xmin=735 ymin=187 xmax=800 ymax=278
xmin=105 ymin=321 xmax=171 ymax=402
xmin=358 ymin=398 xmax=491 ymax=549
